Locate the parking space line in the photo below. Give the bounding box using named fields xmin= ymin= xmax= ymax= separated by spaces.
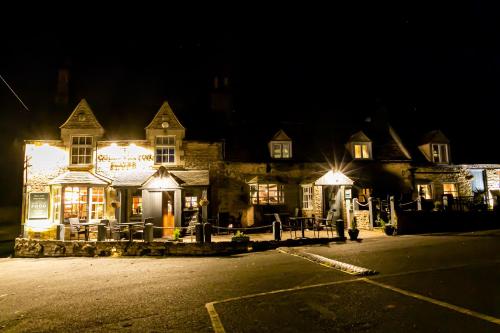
xmin=205 ymin=278 xmax=364 ymax=333
xmin=362 ymin=278 xmax=500 ymax=326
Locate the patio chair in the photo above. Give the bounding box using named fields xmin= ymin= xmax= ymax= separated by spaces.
xmin=69 ymin=217 xmax=85 ymax=241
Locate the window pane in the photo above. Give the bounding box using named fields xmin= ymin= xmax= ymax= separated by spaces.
xmin=354 ymin=145 xmax=362 ymax=158
xmin=282 ymin=144 xmax=290 ymax=158
xmin=440 ymin=145 xmax=448 ymax=163
xmin=273 ymin=144 xmax=282 ymax=158
xmin=362 ymin=144 xmax=369 ymax=158
xmin=443 ymin=183 xmax=457 ymax=198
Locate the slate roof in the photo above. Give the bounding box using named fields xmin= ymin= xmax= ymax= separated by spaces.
xmin=110 ymin=169 xmax=209 ymax=187
xmin=49 ymin=171 xmax=111 ymax=185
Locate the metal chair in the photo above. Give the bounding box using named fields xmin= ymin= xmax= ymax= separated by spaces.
xmin=69 ymin=217 xmax=85 ymax=241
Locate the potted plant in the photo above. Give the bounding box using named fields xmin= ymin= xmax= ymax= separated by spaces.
xmin=348 ymin=217 xmax=359 ymax=241
xmin=173 ymin=228 xmax=182 ymax=242
xmin=231 ymin=230 xmax=250 ymax=243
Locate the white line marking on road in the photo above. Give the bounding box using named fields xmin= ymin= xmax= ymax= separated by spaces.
xmin=206 ymin=302 xmax=226 ymax=333
xmin=362 ymin=278 xmax=500 ymax=326
xmin=277 ymin=247 xmax=377 ymax=275
xmin=205 ymin=278 xmax=364 ymax=333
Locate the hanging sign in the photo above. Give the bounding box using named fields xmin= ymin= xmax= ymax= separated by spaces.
xmin=28 ymin=192 xmax=50 ymax=219
xmin=345 ymin=188 xmax=352 ymax=199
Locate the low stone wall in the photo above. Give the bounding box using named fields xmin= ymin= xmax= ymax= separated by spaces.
xmin=14 ymin=237 xmax=339 ymax=258
xmin=354 ymin=210 xmax=371 ymax=230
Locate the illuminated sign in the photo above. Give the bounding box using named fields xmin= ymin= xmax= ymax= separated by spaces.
xmin=28 ymin=192 xmax=50 ymax=219
xmin=97 ymin=145 xmax=154 ymax=171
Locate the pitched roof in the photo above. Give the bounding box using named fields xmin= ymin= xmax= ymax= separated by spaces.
xmin=270 ymin=129 xmax=292 ymax=141
xmin=59 ymin=99 xmax=104 ymax=130
xmin=145 ymin=101 xmax=185 ymax=130
xmin=48 ymin=171 xmax=111 ymax=185
xmin=419 ymin=130 xmax=450 ymax=144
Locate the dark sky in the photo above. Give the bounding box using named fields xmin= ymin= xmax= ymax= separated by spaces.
xmin=1 ymin=3 xmax=500 ymax=204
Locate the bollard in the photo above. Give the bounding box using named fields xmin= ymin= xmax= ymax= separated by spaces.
xmin=97 ymin=223 xmax=106 ymax=241
xmin=273 ymin=221 xmax=281 ymax=241
xmin=204 ymin=223 xmax=212 ymax=243
xmin=144 ymin=223 xmax=153 ymax=242
xmin=56 ymin=224 xmax=65 ymax=241
xmin=336 ymin=219 xmax=345 ymax=239
xmin=195 ymin=223 xmax=204 ymax=243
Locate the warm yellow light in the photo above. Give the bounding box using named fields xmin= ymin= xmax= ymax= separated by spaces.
xmin=111 ymin=143 xmax=117 ymax=147
xmin=315 ymin=170 xmax=354 ymax=186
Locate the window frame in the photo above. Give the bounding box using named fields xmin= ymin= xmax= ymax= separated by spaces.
xmin=249 ymin=183 xmax=285 ymax=205
xmin=270 ymin=141 xmax=292 ymax=159
xmin=431 ymin=143 xmax=449 ymax=164
xmin=352 ymin=142 xmax=371 ymax=159
xmin=62 ymin=186 xmax=106 ymax=222
xmin=302 ymin=185 xmax=313 ymax=210
xmin=155 ymin=135 xmax=176 ymax=165
xmin=70 ymin=135 xmax=93 ymax=165
xmin=442 ymin=183 xmax=459 ymax=198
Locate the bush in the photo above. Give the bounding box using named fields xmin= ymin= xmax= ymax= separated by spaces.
xmin=173 ymin=228 xmax=181 ymax=241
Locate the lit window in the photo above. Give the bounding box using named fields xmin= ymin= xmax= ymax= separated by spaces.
xmin=353 ymin=143 xmax=370 ymax=159
xmin=432 ymin=144 xmax=449 ymax=163
xmin=417 ymin=184 xmax=432 ymax=200
xmin=71 ymin=136 xmax=93 ymax=165
xmin=90 ymin=187 xmax=105 ymax=220
xmin=185 ymin=196 xmax=198 ymax=209
xmin=302 ymin=185 xmax=313 ymax=210
xmin=63 ymin=186 xmax=88 ymax=220
xmin=443 ymin=183 xmax=458 ymax=198
xmin=271 ymin=142 xmax=291 ymax=159
xmin=132 ymin=195 xmax=142 ymax=215
xmin=250 ymin=183 xmax=284 ymax=205
xmin=358 ymin=188 xmax=371 ymax=202
xmin=155 ymin=136 xmax=175 ymax=164
xmin=52 ymin=186 xmax=61 ymax=222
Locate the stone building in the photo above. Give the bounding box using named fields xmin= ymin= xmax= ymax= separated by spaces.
xmin=22 ymin=100 xmax=499 ymax=238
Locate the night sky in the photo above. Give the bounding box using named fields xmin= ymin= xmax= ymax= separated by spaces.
xmin=1 ymin=3 xmax=500 ymax=205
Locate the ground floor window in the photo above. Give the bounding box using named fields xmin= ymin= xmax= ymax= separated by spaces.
xmin=90 ymin=188 xmax=105 ymax=220
xmin=63 ymin=186 xmax=106 ymax=220
xmin=358 ymin=188 xmax=372 ymax=202
xmin=52 ymin=186 xmax=61 ymax=222
xmin=250 ymin=184 xmax=284 ymax=205
xmin=185 ymin=196 xmax=198 ymax=209
xmin=417 ymin=184 xmax=432 ymax=200
xmin=302 ymin=185 xmax=313 ymax=209
xmin=443 ymin=183 xmax=458 ymax=198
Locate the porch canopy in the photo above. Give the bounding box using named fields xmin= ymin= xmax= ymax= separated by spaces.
xmin=49 ymin=171 xmax=111 ymax=185
xmin=314 ymin=170 xmax=353 ymax=186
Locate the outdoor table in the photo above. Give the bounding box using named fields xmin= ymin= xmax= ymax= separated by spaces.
xmin=288 ymin=217 xmax=315 ymax=238
xmin=117 ymin=222 xmax=144 ymax=241
xmin=78 ymin=222 xmax=105 ymax=241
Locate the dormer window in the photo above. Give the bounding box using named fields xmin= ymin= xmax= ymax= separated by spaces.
xmin=155 ymin=136 xmax=176 ymax=164
xmin=431 ymin=144 xmax=448 ymax=163
xmin=272 ymin=142 xmax=291 ymax=159
xmin=70 ymin=136 xmax=93 ymax=165
xmin=353 ymin=143 xmax=371 ymax=159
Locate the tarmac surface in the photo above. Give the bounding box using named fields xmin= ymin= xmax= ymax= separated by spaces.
xmin=0 ymin=229 xmax=499 ymax=332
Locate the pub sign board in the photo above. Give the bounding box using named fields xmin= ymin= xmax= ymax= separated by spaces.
xmin=28 ymin=192 xmax=50 ymax=219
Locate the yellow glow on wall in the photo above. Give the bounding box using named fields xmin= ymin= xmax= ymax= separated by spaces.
xmin=315 ymin=170 xmax=354 ymax=186
xmin=26 ymin=143 xmax=67 ymax=174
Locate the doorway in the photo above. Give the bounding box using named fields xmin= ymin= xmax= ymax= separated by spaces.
xmin=162 ymin=191 xmax=175 ymax=238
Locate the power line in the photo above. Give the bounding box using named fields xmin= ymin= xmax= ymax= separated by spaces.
xmin=0 ymin=74 xmax=30 ymax=111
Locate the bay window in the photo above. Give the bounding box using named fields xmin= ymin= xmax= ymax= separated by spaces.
xmin=250 ymin=183 xmax=285 ymax=205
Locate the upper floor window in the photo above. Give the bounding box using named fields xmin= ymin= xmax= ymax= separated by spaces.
xmin=302 ymin=185 xmax=313 ymax=210
xmin=353 ymin=143 xmax=370 ymax=159
xmin=432 ymin=144 xmax=448 ymax=163
xmin=155 ymin=136 xmax=175 ymax=164
xmin=71 ymin=136 xmax=93 ymax=165
xmin=272 ymin=142 xmax=291 ymax=159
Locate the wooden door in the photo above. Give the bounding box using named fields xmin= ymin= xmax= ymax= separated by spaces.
xmin=162 ymin=191 xmax=175 ymax=238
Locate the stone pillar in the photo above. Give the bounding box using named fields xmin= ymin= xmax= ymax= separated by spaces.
xmin=144 ymin=223 xmax=153 ymax=242
xmin=390 ymin=196 xmax=396 ymax=225
xmin=273 ymin=221 xmax=281 ymax=241
xmin=368 ymin=197 xmax=374 ymax=229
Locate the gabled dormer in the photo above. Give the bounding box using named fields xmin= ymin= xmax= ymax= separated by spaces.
xmin=145 ymin=101 xmax=185 ymax=166
xmin=347 ymin=131 xmax=372 ymax=160
xmin=269 ymin=129 xmax=292 ymax=159
xmin=59 ymin=99 xmax=104 ymax=167
xmin=418 ymin=130 xmax=450 ymax=164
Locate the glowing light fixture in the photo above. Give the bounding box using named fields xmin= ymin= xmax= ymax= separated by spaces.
xmin=315 ymin=170 xmax=353 ymax=186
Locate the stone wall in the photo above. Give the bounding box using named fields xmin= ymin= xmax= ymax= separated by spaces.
xmin=354 ymin=210 xmax=371 ymax=230
xmin=183 ymin=141 xmax=223 ymax=169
